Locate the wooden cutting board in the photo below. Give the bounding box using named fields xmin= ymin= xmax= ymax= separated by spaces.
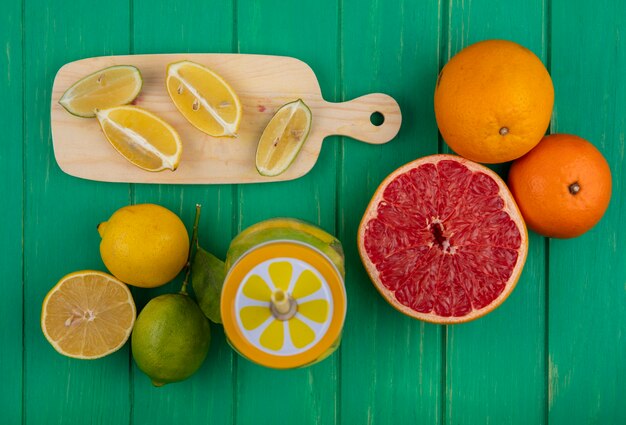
xmin=51 ymin=54 xmax=402 ymax=184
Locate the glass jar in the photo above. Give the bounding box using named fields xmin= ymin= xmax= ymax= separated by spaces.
xmin=220 ymin=218 xmax=346 ymax=369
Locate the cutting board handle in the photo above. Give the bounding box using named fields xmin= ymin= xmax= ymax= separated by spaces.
xmin=318 ymin=93 xmax=402 ymax=144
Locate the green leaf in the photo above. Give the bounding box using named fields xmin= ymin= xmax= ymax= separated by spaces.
xmin=191 ymin=247 xmax=226 ymax=324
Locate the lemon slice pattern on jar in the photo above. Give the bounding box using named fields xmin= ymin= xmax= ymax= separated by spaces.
xmin=235 ymin=258 xmax=333 ymax=355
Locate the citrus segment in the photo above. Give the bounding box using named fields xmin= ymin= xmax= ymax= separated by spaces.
xmin=59 ymin=65 xmax=143 ymax=118
xmin=358 ymin=155 xmax=528 ymax=323
xmin=166 ymin=60 xmax=241 ymax=137
xmin=96 ymin=106 xmax=182 ymax=172
xmin=255 ymin=99 xmax=312 ymax=177
xmin=41 ymin=270 xmax=136 ymax=359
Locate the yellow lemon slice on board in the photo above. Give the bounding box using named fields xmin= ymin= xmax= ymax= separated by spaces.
xmin=255 ymin=99 xmax=312 ymax=177
xmin=96 ymin=106 xmax=182 ymax=172
xmin=221 ymin=241 xmax=346 ymax=369
xmin=59 ymin=65 xmax=142 ymax=118
xmin=166 ymin=60 xmax=242 ymax=137
xmin=41 ymin=270 xmax=136 ymax=359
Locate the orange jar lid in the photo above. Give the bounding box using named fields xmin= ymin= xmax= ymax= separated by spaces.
xmin=221 ymin=240 xmax=346 ymax=369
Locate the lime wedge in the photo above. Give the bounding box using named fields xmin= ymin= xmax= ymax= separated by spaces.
xmin=255 ymin=99 xmax=312 ymax=177
xmin=59 ymin=65 xmax=142 ymax=118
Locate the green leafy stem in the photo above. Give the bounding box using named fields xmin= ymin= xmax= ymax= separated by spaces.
xmin=181 ymin=204 xmax=226 ymax=324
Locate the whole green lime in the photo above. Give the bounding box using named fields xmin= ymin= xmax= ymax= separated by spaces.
xmin=131 ymin=293 xmax=211 ymax=386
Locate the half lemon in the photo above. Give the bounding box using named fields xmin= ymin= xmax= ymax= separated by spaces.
xmin=96 ymin=105 xmax=182 ymax=172
xmin=41 ymin=270 xmax=136 ymax=359
xmin=59 ymin=65 xmax=142 ymax=118
xmin=255 ymin=99 xmax=312 ymax=177
xmin=166 ymin=60 xmax=242 ymax=137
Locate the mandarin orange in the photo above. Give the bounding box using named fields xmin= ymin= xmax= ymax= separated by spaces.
xmin=434 ymin=39 xmax=554 ymax=163
xmin=508 ymin=134 xmax=612 ymax=238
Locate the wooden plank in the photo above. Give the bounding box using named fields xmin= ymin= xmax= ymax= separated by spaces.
xmin=22 ymin=2 xmax=132 ymax=424
xmin=443 ymin=2 xmax=548 ymax=424
xmin=129 ymin=1 xmax=235 ymax=424
xmin=233 ymin=1 xmax=340 ymax=424
xmin=339 ymin=1 xmax=442 ymax=423
xmin=50 ymin=54 xmax=400 ymax=184
xmin=0 ymin=1 xmax=23 ymax=423
xmin=548 ymin=1 xmax=626 ymax=423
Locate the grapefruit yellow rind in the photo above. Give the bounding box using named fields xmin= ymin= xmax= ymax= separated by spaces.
xmin=357 ymin=154 xmax=528 ymax=324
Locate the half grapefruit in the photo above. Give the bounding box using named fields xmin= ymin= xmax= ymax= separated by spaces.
xmin=357 ymin=155 xmax=528 ymax=324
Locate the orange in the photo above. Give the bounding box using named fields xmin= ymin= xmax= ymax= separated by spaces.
xmin=434 ymin=39 xmax=554 ymax=164
xmin=508 ymin=134 xmax=612 ymax=238
xmin=508 ymin=134 xmax=611 ymax=238
xmin=41 ymin=270 xmax=136 ymax=359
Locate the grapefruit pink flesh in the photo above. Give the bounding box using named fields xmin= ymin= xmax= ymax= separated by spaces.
xmin=358 ymin=155 xmax=527 ymax=323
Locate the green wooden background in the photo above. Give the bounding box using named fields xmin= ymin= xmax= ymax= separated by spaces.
xmin=1 ymin=0 xmax=624 ymax=423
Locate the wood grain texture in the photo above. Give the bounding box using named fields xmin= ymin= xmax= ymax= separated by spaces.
xmin=129 ymin=1 xmax=236 ymax=424
xmin=22 ymin=1 xmax=133 ymax=424
xmin=50 ymin=54 xmax=400 ymax=184
xmin=548 ymin=1 xmax=626 ymax=423
xmin=443 ymin=2 xmax=548 ymax=424
xmin=339 ymin=1 xmax=443 ymax=423
xmin=0 ymin=1 xmax=23 ymax=423
xmin=233 ymin=1 xmax=341 ymax=424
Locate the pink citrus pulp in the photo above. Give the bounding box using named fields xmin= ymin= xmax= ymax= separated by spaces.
xmin=358 ymin=155 xmax=528 ymax=323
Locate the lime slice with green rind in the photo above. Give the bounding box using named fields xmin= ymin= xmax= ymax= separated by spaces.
xmin=255 ymin=99 xmax=312 ymax=177
xmin=59 ymin=65 xmax=142 ymax=118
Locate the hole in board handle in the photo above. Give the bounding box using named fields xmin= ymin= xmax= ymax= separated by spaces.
xmin=370 ymin=111 xmax=385 ymax=127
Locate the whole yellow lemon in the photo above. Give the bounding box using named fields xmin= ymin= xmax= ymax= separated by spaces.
xmin=98 ymin=204 xmax=189 ymax=288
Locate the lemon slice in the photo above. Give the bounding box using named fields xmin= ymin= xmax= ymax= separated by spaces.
xmin=96 ymin=106 xmax=182 ymax=172
xmin=166 ymin=60 xmax=242 ymax=137
xmin=59 ymin=65 xmax=142 ymax=118
xmin=255 ymin=99 xmax=312 ymax=177
xmin=41 ymin=270 xmax=136 ymax=359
